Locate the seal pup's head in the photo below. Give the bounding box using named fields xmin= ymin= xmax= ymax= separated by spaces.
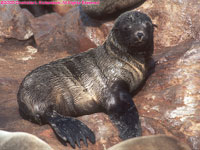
xmin=106 ymin=11 xmax=154 ymax=56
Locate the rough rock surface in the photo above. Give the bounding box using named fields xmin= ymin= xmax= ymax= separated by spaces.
xmin=29 ymin=13 xmax=62 ymax=50
xmin=53 ymin=0 xmax=78 ymax=16
xmin=135 ymin=0 xmax=200 ymax=51
xmin=135 ymin=40 xmax=200 ymax=150
xmin=34 ymin=7 xmax=98 ymax=53
xmin=0 ymin=5 xmax=33 ymax=40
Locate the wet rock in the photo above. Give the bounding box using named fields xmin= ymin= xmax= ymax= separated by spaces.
xmin=108 ymin=135 xmax=191 ymax=150
xmin=0 ymin=5 xmax=33 ymax=41
xmin=134 ymin=40 xmax=200 ymax=150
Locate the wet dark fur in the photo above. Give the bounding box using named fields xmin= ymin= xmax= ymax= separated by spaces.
xmin=82 ymin=0 xmax=146 ymax=19
xmin=17 ymin=11 xmax=154 ymax=148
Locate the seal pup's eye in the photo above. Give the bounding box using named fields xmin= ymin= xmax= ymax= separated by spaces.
xmin=145 ymin=21 xmax=152 ymax=27
xmin=122 ymin=25 xmax=132 ymax=31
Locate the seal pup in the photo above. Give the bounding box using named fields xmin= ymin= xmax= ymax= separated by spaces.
xmin=108 ymin=135 xmax=191 ymax=150
xmin=0 ymin=130 xmax=52 ymax=150
xmin=81 ymin=0 xmax=146 ymax=19
xmin=17 ymin=11 xmax=155 ymax=148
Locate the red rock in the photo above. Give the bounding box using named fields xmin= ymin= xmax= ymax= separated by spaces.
xmin=135 ymin=40 xmax=200 ymax=150
xmin=53 ymin=0 xmax=77 ymax=16
xmin=32 ymin=7 xmax=97 ymax=54
xmin=29 ymin=13 xmax=62 ymax=48
xmin=0 ymin=5 xmax=33 ymax=40
xmin=135 ymin=0 xmax=200 ymax=52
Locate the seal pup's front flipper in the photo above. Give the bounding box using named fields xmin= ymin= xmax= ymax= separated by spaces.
xmin=105 ymin=81 xmax=142 ymax=140
xmin=109 ymin=105 xmax=141 ymax=140
xmin=44 ymin=111 xmax=95 ymax=148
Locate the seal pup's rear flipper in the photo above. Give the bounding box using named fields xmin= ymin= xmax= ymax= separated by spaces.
xmin=44 ymin=111 xmax=95 ymax=148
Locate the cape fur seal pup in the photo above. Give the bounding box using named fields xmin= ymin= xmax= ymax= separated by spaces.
xmin=81 ymin=0 xmax=145 ymax=19
xmin=0 ymin=130 xmax=52 ymax=150
xmin=17 ymin=11 xmax=155 ymax=148
xmin=108 ymin=135 xmax=191 ymax=150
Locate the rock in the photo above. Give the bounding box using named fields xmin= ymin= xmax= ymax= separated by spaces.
xmin=0 ymin=5 xmax=33 ymax=40
xmin=19 ymin=0 xmax=77 ymax=17
xmin=53 ymin=0 xmax=78 ymax=16
xmin=19 ymin=0 xmax=54 ymax=17
xmin=35 ymin=7 xmax=97 ymax=54
xmin=108 ymin=135 xmax=191 ymax=150
xmin=0 ymin=130 xmax=53 ymax=150
xmin=134 ymin=40 xmax=200 ymax=150
xmin=29 ymin=13 xmax=62 ymax=49
xmin=135 ymin=0 xmax=200 ymax=51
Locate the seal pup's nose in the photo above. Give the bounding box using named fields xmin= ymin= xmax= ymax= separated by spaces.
xmin=136 ymin=32 xmax=144 ymax=41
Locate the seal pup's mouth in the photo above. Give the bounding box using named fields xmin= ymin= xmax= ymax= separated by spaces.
xmin=129 ymin=40 xmax=146 ymax=47
xmin=135 ymin=40 xmax=145 ymax=45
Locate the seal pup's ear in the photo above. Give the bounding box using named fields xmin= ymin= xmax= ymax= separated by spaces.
xmin=153 ymin=24 xmax=158 ymax=28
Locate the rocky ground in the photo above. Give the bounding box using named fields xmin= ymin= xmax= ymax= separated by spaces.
xmin=0 ymin=0 xmax=200 ymax=150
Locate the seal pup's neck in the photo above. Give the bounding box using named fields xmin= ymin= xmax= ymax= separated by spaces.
xmin=104 ymin=32 xmax=147 ymax=70
xmin=108 ymin=31 xmax=150 ymax=56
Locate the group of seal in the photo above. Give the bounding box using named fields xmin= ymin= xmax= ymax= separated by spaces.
xmin=17 ymin=11 xmax=155 ymax=148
